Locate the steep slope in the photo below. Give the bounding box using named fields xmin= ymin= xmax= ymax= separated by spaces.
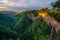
xmin=0 ymin=10 xmax=60 ymax=40
xmin=0 ymin=14 xmax=16 ymax=27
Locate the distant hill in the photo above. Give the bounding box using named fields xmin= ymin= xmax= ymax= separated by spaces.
xmin=0 ymin=11 xmax=17 ymax=15
xmin=0 ymin=11 xmax=18 ymax=27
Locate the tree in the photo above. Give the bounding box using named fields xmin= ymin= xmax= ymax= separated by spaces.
xmin=52 ymin=0 xmax=60 ymax=9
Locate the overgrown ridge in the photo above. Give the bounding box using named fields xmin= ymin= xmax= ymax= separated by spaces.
xmin=38 ymin=12 xmax=60 ymax=40
xmin=38 ymin=12 xmax=60 ymax=32
xmin=0 ymin=10 xmax=60 ymax=40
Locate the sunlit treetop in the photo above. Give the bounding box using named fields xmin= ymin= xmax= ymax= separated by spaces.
xmin=38 ymin=12 xmax=47 ymax=17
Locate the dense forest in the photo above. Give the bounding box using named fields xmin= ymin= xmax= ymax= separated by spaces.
xmin=0 ymin=0 xmax=60 ymax=40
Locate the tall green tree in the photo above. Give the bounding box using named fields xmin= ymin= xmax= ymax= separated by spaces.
xmin=52 ymin=0 xmax=60 ymax=9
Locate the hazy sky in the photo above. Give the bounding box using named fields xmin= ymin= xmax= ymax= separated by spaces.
xmin=0 ymin=0 xmax=57 ymax=12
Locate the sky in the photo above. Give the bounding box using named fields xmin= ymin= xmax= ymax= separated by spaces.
xmin=0 ymin=0 xmax=57 ymax=12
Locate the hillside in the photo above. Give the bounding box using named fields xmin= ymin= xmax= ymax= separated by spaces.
xmin=0 ymin=9 xmax=60 ymax=40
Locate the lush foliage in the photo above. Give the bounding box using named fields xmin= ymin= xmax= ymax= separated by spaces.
xmin=51 ymin=0 xmax=60 ymax=9
xmin=0 ymin=9 xmax=60 ymax=40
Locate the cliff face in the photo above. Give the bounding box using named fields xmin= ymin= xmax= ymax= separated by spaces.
xmin=27 ymin=13 xmax=40 ymax=21
xmin=38 ymin=12 xmax=60 ymax=32
xmin=27 ymin=11 xmax=60 ymax=31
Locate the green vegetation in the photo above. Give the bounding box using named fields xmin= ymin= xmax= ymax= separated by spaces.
xmin=0 ymin=9 xmax=60 ymax=40
xmin=0 ymin=0 xmax=60 ymax=40
xmin=51 ymin=0 xmax=60 ymax=9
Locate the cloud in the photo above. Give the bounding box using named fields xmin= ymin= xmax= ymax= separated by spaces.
xmin=0 ymin=0 xmax=57 ymax=12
